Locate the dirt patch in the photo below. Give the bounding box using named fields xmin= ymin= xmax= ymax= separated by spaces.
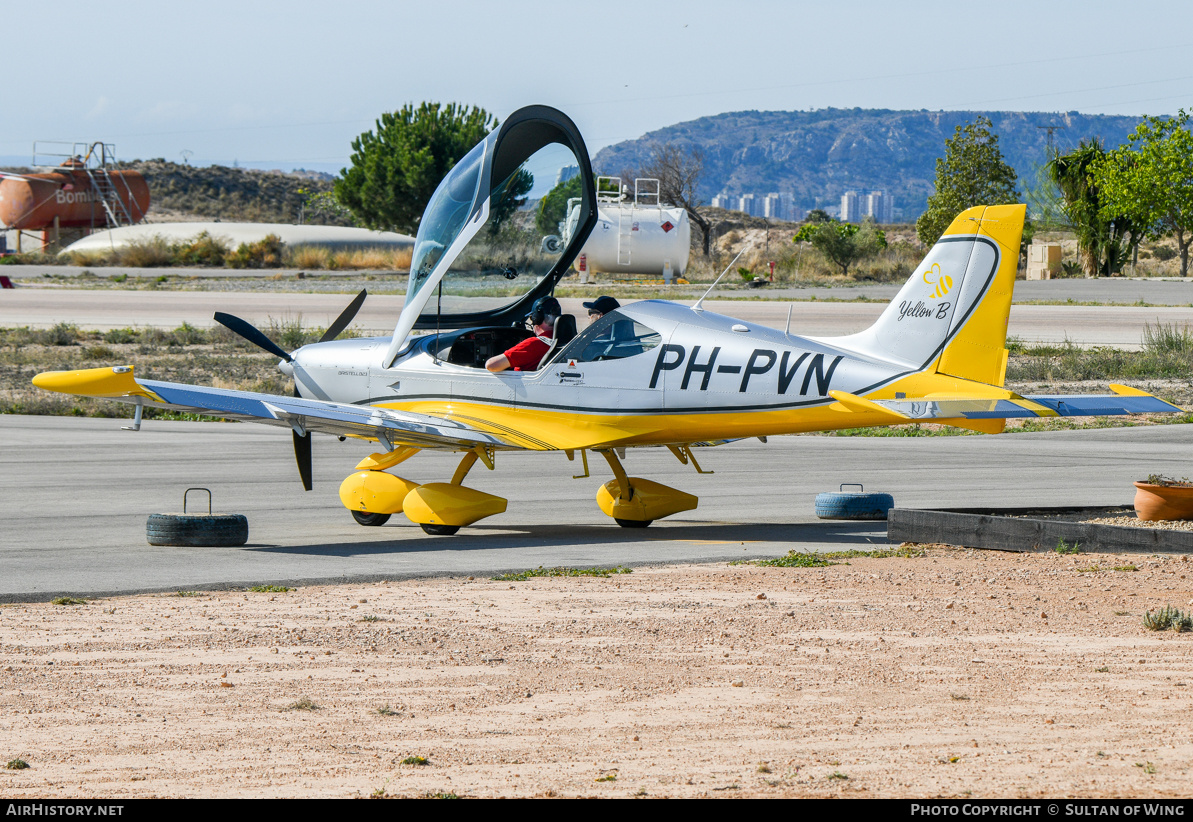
xmin=2 ymin=548 xmax=1193 ymax=798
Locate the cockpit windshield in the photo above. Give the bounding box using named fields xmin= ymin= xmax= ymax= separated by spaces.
xmin=406 ymin=135 xmax=489 ymax=313
xmin=428 ymin=140 xmax=580 ymax=317
xmin=382 ymin=106 xmax=598 ymax=368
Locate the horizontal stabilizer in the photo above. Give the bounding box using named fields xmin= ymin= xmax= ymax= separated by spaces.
xmin=871 ymin=390 xmax=1182 ymax=422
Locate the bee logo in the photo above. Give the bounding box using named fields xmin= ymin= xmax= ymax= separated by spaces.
xmin=922 ymin=262 xmax=952 ymax=299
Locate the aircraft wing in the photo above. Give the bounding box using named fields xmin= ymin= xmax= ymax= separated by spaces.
xmin=838 ymin=384 xmax=1183 ymax=423
xmin=32 ymin=366 xmax=513 ymax=451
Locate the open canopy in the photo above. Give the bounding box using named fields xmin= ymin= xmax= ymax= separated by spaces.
xmin=383 ymin=106 xmax=597 ymax=367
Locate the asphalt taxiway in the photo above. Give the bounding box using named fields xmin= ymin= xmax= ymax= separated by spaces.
xmin=3 ymin=415 xmax=1189 ymax=600
xmin=4 ymin=287 xmax=1193 ymax=347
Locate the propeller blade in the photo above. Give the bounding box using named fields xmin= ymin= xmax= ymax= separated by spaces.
xmin=214 ymin=312 xmax=292 ymax=362
xmin=293 ymin=428 xmax=313 ymax=491
xmin=320 ymin=289 xmax=367 ymax=343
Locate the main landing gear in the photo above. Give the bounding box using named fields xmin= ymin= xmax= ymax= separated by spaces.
xmin=339 ymin=444 xmax=704 ymax=534
xmin=593 ymin=448 xmax=697 ymax=528
xmin=338 ymin=446 xmax=506 ymax=535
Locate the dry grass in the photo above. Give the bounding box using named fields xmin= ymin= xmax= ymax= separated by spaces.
xmin=0 ymin=322 xmax=308 ymax=418
xmin=190 ymin=244 xmax=416 ymax=272
xmin=51 ymin=235 xmax=412 ymax=272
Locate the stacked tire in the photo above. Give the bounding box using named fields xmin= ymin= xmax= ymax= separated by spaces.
xmin=146 ymin=513 xmax=248 ymax=546
xmin=814 ymin=486 xmax=894 ymax=521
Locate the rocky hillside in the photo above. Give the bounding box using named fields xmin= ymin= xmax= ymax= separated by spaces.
xmin=594 ymin=109 xmax=1145 ymax=218
xmin=116 ymin=160 xmax=350 ymax=225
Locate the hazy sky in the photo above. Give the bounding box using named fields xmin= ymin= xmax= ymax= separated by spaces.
xmin=4 ymin=0 xmax=1192 ymax=174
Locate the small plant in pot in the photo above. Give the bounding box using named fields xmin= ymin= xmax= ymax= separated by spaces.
xmin=1133 ymin=474 xmax=1193 ymax=521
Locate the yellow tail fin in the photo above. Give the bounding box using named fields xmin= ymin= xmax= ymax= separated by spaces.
xmin=934 ymin=204 xmax=1025 ymax=386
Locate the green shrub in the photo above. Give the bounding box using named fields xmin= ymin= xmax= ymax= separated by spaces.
xmin=227 ymin=234 xmax=284 ymax=268
xmin=35 ymin=323 xmax=81 ymax=347
xmin=1142 ymin=322 xmax=1193 ymax=355
xmin=173 ymin=322 xmax=207 ymax=346
xmin=1153 ymin=246 xmax=1178 ymax=262
xmin=1143 ymin=604 xmax=1193 ymax=632
xmin=102 ymin=327 xmax=140 ymax=344
xmin=82 ymin=345 xmax=115 ymax=361
xmin=117 ymin=236 xmax=174 ymax=268
xmin=174 ymin=232 xmax=229 ymax=266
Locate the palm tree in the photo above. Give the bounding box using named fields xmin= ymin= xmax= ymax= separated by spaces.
xmin=1046 ymin=140 xmax=1138 ymax=277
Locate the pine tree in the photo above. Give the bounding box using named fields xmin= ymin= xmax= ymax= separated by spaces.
xmin=916 ymin=117 xmax=1020 ymax=245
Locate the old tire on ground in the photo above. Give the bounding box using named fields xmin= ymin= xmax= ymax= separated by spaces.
xmin=420 ymin=523 xmax=460 ymax=536
xmin=146 ymin=513 xmax=248 ymax=546
xmin=814 ymin=491 xmax=894 ymax=521
xmin=614 ymin=518 xmax=653 ymax=528
xmin=351 ymin=511 xmax=391 ymax=527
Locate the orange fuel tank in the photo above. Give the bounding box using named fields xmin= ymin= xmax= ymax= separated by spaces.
xmin=0 ymin=160 xmax=149 ymax=230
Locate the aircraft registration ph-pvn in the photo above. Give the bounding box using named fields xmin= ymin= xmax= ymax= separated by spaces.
xmin=33 ymin=105 xmax=1182 ymax=534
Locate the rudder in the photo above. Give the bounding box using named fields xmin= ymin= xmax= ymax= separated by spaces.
xmin=823 ymin=204 xmax=1025 ymax=387
xmin=934 ymin=204 xmax=1025 ymax=386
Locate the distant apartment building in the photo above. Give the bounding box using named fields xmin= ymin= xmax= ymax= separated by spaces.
xmin=711 ymin=191 xmax=802 ymax=221
xmin=840 ymin=191 xmax=863 ymax=223
xmin=762 ymin=193 xmax=786 ymax=220
xmin=866 ymin=191 xmax=894 ymax=224
xmin=840 ymin=189 xmax=894 ymax=223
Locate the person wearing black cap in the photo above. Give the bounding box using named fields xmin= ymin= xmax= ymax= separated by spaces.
xmin=583 ymin=295 xmax=620 ymax=325
xmin=486 ymin=296 xmax=560 ymax=372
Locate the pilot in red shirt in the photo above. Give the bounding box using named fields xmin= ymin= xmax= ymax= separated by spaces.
xmin=486 ymin=296 xmax=559 ymax=373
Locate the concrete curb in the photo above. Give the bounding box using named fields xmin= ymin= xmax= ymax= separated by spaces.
xmin=888 ymin=508 xmax=1193 ymax=554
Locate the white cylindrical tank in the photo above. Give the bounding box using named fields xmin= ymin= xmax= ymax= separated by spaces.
xmin=566 ymin=198 xmax=691 ymax=278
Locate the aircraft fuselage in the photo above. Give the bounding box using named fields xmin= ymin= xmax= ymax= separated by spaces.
xmin=288 ymin=300 xmax=911 ymax=451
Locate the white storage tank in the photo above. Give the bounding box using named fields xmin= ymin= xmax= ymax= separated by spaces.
xmin=563 ymin=177 xmax=691 ymax=281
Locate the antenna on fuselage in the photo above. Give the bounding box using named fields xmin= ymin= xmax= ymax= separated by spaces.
xmin=784 ymin=303 xmax=793 ymax=337
xmin=691 ymin=248 xmax=745 ymax=313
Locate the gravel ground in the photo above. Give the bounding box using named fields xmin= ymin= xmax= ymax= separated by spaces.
xmin=2 ymin=548 xmax=1192 ymax=799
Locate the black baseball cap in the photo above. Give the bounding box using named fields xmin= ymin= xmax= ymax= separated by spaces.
xmin=582 ymin=295 xmax=621 ymax=315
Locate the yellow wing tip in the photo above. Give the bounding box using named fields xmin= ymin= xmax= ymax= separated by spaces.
xmin=1109 ymin=383 xmax=1151 ymax=397
xmin=32 ymin=365 xmax=159 ymax=400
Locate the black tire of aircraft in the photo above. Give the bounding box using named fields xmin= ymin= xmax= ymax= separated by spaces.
xmin=351 ymin=511 xmax=392 ymax=526
xmin=420 ymin=524 xmax=460 ymax=536
xmin=145 ymin=513 xmax=249 ymax=547
xmin=614 ymin=518 xmax=653 ymax=528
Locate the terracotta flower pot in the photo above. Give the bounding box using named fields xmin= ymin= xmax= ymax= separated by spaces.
xmin=1133 ymin=481 xmax=1193 ymax=522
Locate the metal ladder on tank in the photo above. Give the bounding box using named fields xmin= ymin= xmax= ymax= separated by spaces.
xmin=82 ymin=143 xmax=135 ymax=230
xmin=617 ymin=179 xmax=662 ymax=267
xmin=597 ymin=176 xmax=633 ymax=267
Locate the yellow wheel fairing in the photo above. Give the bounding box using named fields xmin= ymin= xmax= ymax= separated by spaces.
xmin=402 ymin=483 xmax=507 ymax=527
xmin=595 ymin=477 xmax=698 ymax=522
xmin=338 ymin=471 xmax=420 ymax=515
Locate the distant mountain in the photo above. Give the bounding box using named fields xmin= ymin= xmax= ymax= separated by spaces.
xmin=593 ymin=109 xmax=1146 ymax=219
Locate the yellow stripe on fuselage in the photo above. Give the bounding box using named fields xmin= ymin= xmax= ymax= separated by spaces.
xmin=374 ymin=370 xmax=1021 ymax=450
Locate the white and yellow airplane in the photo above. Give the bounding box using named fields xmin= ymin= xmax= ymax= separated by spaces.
xmin=33 ymin=105 xmax=1182 ymax=534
